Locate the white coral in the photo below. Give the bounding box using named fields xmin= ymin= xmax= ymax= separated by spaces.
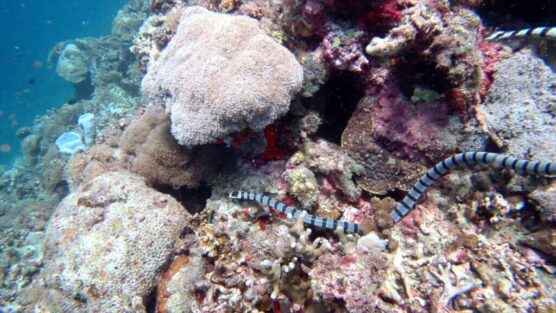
xmin=142 ymin=6 xmax=303 ymax=147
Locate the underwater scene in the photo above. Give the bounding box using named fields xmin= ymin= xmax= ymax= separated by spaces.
xmin=0 ymin=0 xmax=555 ymax=312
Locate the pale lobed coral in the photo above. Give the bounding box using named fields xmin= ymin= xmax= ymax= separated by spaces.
xmin=142 ymin=6 xmax=303 ymax=147
xmin=55 ymin=43 xmax=90 ymax=84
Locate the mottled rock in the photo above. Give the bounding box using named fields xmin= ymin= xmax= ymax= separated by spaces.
xmin=529 ymin=182 xmax=556 ymax=224
xmin=479 ymin=50 xmax=556 ymax=162
xmin=521 ymin=229 xmax=556 ymax=259
xmin=156 ymin=253 xmax=207 ymax=313
xmin=341 ymin=83 xmax=484 ymax=194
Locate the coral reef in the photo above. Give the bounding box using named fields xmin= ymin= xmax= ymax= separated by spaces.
xmin=21 ymin=171 xmax=191 ymax=312
xmin=142 ymin=6 xmax=303 ymax=146
xmin=342 ymin=82 xmax=486 ymax=194
xmin=3 ymin=0 xmax=556 ymax=312
xmin=284 ymin=165 xmax=319 ymax=209
xmin=364 ymin=2 xmax=484 ymax=107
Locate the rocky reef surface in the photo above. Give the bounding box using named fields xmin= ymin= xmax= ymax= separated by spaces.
xmin=1 ymin=0 xmax=555 ymax=312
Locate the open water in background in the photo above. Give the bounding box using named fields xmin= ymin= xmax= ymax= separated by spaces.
xmin=0 ymin=0 xmax=127 ymax=166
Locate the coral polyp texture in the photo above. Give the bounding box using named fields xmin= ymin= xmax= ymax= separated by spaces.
xmin=23 ymin=171 xmax=191 ymax=311
xmin=141 ymin=6 xmax=303 ymax=147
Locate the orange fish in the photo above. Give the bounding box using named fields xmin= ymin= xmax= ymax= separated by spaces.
xmin=0 ymin=144 xmax=11 ymax=153
xmin=32 ymin=60 xmax=43 ymax=68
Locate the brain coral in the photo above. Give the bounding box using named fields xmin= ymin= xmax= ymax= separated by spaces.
xmin=142 ymin=6 xmax=303 ymax=146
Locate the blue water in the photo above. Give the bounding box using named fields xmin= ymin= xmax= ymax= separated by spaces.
xmin=0 ymin=0 xmax=127 ymax=166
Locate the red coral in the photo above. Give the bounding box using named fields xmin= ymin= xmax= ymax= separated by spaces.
xmin=232 ymin=128 xmax=255 ymax=148
xmin=260 ymin=125 xmax=287 ymax=160
xmin=361 ymin=0 xmax=402 ymax=32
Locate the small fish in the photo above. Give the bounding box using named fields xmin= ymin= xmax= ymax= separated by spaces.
xmin=9 ymin=114 xmax=17 ymax=127
xmin=67 ymin=98 xmax=78 ymax=105
xmin=486 ymin=26 xmax=556 ymax=41
xmin=27 ymin=78 xmax=36 ymax=84
xmin=14 ymin=88 xmax=32 ymax=96
xmin=0 ymin=144 xmax=12 ymax=153
xmin=31 ymin=60 xmax=43 ymax=68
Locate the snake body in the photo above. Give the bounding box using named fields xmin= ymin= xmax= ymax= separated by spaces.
xmin=231 ymin=152 xmax=555 ymax=233
xmin=392 ymin=152 xmax=555 ymax=222
xmin=229 ymin=191 xmax=361 ymax=234
xmin=486 ymin=26 xmax=556 ymax=41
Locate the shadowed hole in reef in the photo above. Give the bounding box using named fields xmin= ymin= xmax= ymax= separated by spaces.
xmin=156 ymin=184 xmax=212 ymax=215
xmin=393 ymin=53 xmax=451 ymax=101
xmin=313 ymin=72 xmax=363 ymax=144
xmin=145 ymin=288 xmax=157 ymax=313
xmin=477 ymin=0 xmax=556 ymax=27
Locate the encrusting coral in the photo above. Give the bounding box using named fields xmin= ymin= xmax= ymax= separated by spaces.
xmin=141 ymin=6 xmax=303 ymax=147
xmin=22 ymin=171 xmax=191 ymax=312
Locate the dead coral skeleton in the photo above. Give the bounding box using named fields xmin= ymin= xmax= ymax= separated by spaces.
xmin=259 ymin=216 xmax=330 ymax=302
xmin=430 ymin=262 xmax=482 ymax=312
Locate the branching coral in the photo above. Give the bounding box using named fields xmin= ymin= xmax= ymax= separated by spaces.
xmin=259 ymin=216 xmax=330 ymax=302
xmin=430 ymin=263 xmax=482 ymax=311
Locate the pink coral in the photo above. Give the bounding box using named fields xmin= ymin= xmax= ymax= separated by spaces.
xmin=321 ymin=29 xmax=369 ymax=72
xmin=371 ymin=80 xmax=454 ymax=162
xmin=310 ymin=250 xmax=389 ymax=312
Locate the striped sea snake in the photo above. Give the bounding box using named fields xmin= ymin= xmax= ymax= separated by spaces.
xmin=486 ymin=26 xmax=556 ymax=41
xmin=392 ymin=152 xmax=556 ymax=222
xmin=231 ymin=153 xmax=555 ymax=233
xmin=229 ymin=191 xmax=362 ymax=235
